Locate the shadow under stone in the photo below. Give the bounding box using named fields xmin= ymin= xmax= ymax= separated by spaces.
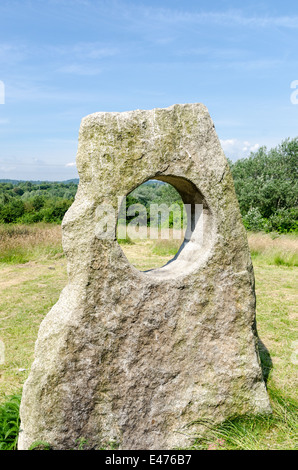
xmin=258 ymin=338 xmax=273 ymax=385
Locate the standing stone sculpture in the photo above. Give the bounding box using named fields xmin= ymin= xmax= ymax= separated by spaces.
xmin=18 ymin=103 xmax=271 ymax=450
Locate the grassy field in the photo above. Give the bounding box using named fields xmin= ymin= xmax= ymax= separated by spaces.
xmin=0 ymin=223 xmax=297 ymax=449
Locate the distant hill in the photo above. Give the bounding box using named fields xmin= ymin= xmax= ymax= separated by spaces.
xmin=0 ymin=179 xmax=79 ymax=185
xmin=0 ymin=178 xmax=163 ymax=186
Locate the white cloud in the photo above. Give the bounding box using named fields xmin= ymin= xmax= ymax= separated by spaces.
xmin=249 ymin=143 xmax=260 ymax=152
xmin=0 ymin=43 xmax=28 ymax=63
xmin=65 ymin=162 xmax=76 ymax=167
xmin=220 ymin=139 xmax=260 ymax=160
xmin=220 ymin=139 xmax=237 ymax=150
xmin=58 ymin=64 xmax=103 ymax=76
xmin=47 ymin=43 xmax=119 ymax=60
xmin=0 ymin=164 xmax=17 ymax=172
xmin=74 ymin=45 xmax=118 ymax=60
xmin=48 ymin=43 xmax=119 ymax=76
xmin=47 ymin=0 xmax=298 ymax=30
xmin=136 ymin=8 xmax=298 ymax=29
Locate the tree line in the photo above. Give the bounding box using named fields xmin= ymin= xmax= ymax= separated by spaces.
xmin=0 ymin=137 xmax=297 ymax=232
xmin=0 ymin=181 xmax=77 ymax=224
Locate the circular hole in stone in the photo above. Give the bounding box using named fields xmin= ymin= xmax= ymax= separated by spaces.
xmin=117 ymin=179 xmax=187 ymax=272
xmin=117 ymin=175 xmax=215 ymax=280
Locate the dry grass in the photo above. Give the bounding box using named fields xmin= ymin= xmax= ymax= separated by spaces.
xmin=248 ymin=232 xmax=298 ymax=267
xmin=0 ymin=224 xmax=63 ymax=264
xmin=118 ymin=226 xmax=185 ymax=270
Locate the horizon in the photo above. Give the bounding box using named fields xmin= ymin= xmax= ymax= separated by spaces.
xmin=0 ymin=0 xmax=297 ymax=180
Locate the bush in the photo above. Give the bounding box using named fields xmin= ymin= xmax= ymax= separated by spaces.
xmin=0 ymin=200 xmax=25 ymax=223
xmin=16 ymin=211 xmax=44 ymax=224
xmin=0 ymin=394 xmax=21 ymax=450
xmin=243 ymin=208 xmax=267 ymax=232
xmin=230 ymin=137 xmax=298 ymax=233
xmin=39 ymin=200 xmax=72 ymax=223
xmin=268 ymin=207 xmax=298 ymax=233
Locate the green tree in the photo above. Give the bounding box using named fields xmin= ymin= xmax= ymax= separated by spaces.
xmin=32 ymin=195 xmax=44 ymax=212
xmin=0 ymin=199 xmax=25 ymax=223
xmin=230 ymin=138 xmax=298 ymax=230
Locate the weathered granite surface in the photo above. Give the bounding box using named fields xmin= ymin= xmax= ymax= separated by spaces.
xmin=18 ymin=103 xmax=271 ymax=450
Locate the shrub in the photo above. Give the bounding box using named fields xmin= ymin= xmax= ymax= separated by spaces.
xmin=0 ymin=394 xmax=21 ymax=450
xmin=243 ymin=208 xmax=266 ymax=232
xmin=0 ymin=200 xmax=25 ymax=223
xmin=268 ymin=207 xmax=298 ymax=233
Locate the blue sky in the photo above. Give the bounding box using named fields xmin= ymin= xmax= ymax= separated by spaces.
xmin=0 ymin=0 xmax=297 ymax=180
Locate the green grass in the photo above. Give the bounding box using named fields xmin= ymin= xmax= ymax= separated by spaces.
xmin=273 ymin=253 xmax=298 ymax=267
xmin=28 ymin=441 xmax=52 ymax=450
xmin=117 ymin=234 xmax=135 ymax=245
xmin=151 ymin=238 xmax=182 ymax=256
xmin=250 ymin=249 xmax=298 ymax=267
xmin=0 ymin=227 xmax=297 ymax=449
xmin=188 ymin=387 xmax=297 ymax=450
xmin=0 ymin=261 xmax=68 ymax=400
